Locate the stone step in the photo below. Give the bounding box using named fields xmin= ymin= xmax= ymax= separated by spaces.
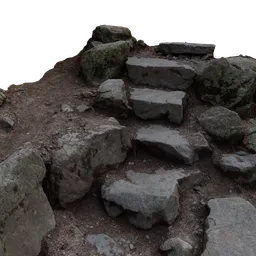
xmin=157 ymin=42 xmax=215 ymax=56
xmin=136 ymin=125 xmax=195 ymax=164
xmin=126 ymin=57 xmax=196 ymax=90
xmin=129 ymin=88 xmax=186 ymax=124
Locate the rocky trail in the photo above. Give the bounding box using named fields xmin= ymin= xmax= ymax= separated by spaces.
xmin=0 ymin=25 xmax=256 ymax=256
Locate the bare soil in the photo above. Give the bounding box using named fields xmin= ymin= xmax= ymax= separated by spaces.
xmin=1 ymin=46 xmax=256 ymax=256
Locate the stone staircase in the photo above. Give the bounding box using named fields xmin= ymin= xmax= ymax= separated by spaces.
xmin=1 ymin=25 xmax=256 ymax=256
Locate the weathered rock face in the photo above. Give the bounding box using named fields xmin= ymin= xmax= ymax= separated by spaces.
xmin=244 ymin=119 xmax=256 ymax=152
xmin=198 ymin=106 xmax=245 ymax=142
xmin=102 ymin=169 xmax=200 ymax=229
xmin=126 ymin=57 xmax=196 ymax=90
xmin=0 ymin=143 xmax=55 ymax=256
xmin=80 ymin=41 xmax=130 ymax=84
xmin=96 ymin=79 xmax=130 ymax=110
xmin=130 ymin=88 xmax=186 ymax=124
xmin=202 ymin=197 xmax=256 ymax=256
xmin=92 ymin=25 xmax=132 ymax=43
xmin=0 ymin=91 xmax=6 ymax=106
xmin=195 ymin=57 xmax=256 ymax=112
xmin=157 ymin=42 xmax=215 ymax=56
xmin=216 ymin=152 xmax=256 ymax=184
xmin=50 ymin=119 xmax=131 ymax=206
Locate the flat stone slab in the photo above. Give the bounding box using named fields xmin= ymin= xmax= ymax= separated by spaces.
xmin=130 ymin=88 xmax=186 ymax=124
xmin=136 ymin=125 xmax=195 ymax=164
xmin=157 ymin=42 xmax=215 ymax=56
xmin=202 ymin=197 xmax=256 ymax=256
xmin=102 ymin=168 xmax=200 ymax=229
xmin=126 ymin=57 xmax=196 ymax=90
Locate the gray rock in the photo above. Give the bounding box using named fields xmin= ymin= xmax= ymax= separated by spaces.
xmin=97 ymin=79 xmax=130 ymax=110
xmin=130 ymin=88 xmax=187 ymax=124
xmin=198 ymin=106 xmax=245 ymax=142
xmin=195 ymin=57 xmax=256 ymax=110
xmin=202 ymin=197 xmax=256 ymax=256
xmin=92 ymin=25 xmax=132 ymax=43
xmin=50 ymin=119 xmax=131 ymax=206
xmin=0 ymin=143 xmax=55 ymax=256
xmin=86 ymin=234 xmax=124 ymax=256
xmin=216 ymin=153 xmax=256 ymax=184
xmin=157 ymin=42 xmax=215 ymax=56
xmin=76 ymin=104 xmax=90 ymax=113
xmin=245 ymin=119 xmax=256 ymax=152
xmin=81 ymin=41 xmax=130 ymax=84
xmin=160 ymin=237 xmax=193 ymax=256
xmin=136 ymin=125 xmax=195 ymax=164
xmin=188 ymin=132 xmax=211 ymax=156
xmin=0 ymin=116 xmax=14 ymax=130
xmin=61 ymin=104 xmax=73 ymax=113
xmin=126 ymin=57 xmax=196 ymax=90
xmin=102 ymin=169 xmax=200 ymax=229
xmin=82 ymin=40 xmax=103 ymax=52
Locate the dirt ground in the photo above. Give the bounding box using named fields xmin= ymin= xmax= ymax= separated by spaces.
xmin=1 ymin=46 xmax=256 ymax=256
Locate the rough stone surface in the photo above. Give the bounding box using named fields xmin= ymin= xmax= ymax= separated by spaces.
xmin=61 ymin=104 xmax=73 ymax=113
xmin=202 ymin=197 xmax=256 ymax=256
xmin=0 ymin=116 xmax=14 ymax=131
xmin=130 ymin=88 xmax=186 ymax=124
xmin=198 ymin=106 xmax=245 ymax=142
xmin=102 ymin=169 xmax=200 ymax=229
xmin=0 ymin=143 xmax=55 ymax=256
xmin=136 ymin=125 xmax=195 ymax=164
xmin=188 ymin=132 xmax=211 ymax=156
xmin=195 ymin=57 xmax=256 ymax=110
xmin=76 ymin=104 xmax=90 ymax=113
xmin=50 ymin=119 xmax=131 ymax=206
xmin=245 ymin=118 xmax=256 ymax=152
xmin=86 ymin=234 xmax=124 ymax=256
xmin=160 ymin=237 xmax=193 ymax=256
xmin=81 ymin=41 xmax=130 ymax=84
xmin=216 ymin=152 xmax=256 ymax=184
xmin=126 ymin=57 xmax=196 ymax=90
xmin=92 ymin=25 xmax=132 ymax=43
xmin=97 ymin=79 xmax=130 ymax=110
xmin=157 ymin=42 xmax=215 ymax=56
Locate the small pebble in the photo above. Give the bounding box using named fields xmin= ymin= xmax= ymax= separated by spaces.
xmin=129 ymin=244 xmax=134 ymax=250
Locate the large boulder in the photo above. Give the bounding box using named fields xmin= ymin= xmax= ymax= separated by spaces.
xmin=198 ymin=106 xmax=245 ymax=142
xmin=195 ymin=57 xmax=256 ymax=113
xmin=80 ymin=41 xmax=130 ymax=84
xmin=50 ymin=119 xmax=131 ymax=206
xmin=0 ymin=143 xmax=55 ymax=256
xmin=92 ymin=25 xmax=132 ymax=43
xmin=202 ymin=197 xmax=256 ymax=256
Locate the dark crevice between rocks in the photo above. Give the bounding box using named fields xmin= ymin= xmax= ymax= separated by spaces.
xmin=200 ymin=203 xmax=211 ymax=254
xmin=42 ymin=162 xmax=60 ymax=209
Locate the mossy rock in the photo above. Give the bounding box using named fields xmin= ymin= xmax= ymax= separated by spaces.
xmin=92 ymin=25 xmax=132 ymax=43
xmin=80 ymin=41 xmax=130 ymax=84
xmin=195 ymin=57 xmax=256 ymax=109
